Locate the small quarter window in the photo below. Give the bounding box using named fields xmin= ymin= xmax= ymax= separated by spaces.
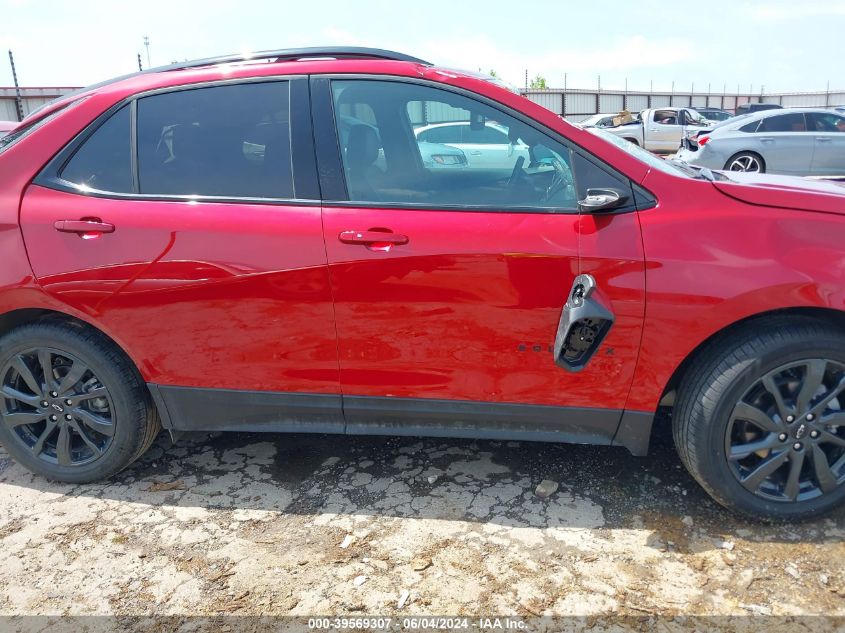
xmin=60 ymin=105 xmax=132 ymax=193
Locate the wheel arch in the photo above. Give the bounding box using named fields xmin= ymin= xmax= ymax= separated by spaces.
xmin=0 ymin=307 xmax=148 ymax=384
xmin=656 ymin=305 xmax=845 ymax=414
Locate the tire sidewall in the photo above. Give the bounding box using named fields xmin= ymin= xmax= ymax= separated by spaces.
xmin=724 ymin=151 xmax=765 ymax=173
xmin=0 ymin=326 xmax=144 ymax=483
xmin=695 ymin=335 xmax=845 ymax=520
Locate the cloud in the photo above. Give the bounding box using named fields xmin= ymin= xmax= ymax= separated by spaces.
xmin=412 ymin=34 xmax=695 ymax=87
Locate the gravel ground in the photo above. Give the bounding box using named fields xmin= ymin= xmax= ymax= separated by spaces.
xmin=0 ymin=426 xmax=844 ymax=629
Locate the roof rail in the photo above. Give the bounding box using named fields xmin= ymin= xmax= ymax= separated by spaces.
xmin=153 ymin=47 xmax=431 ymax=73
xmin=24 ymin=48 xmax=430 ymax=121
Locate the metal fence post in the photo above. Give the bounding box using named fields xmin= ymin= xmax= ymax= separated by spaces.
xmin=8 ymin=50 xmax=24 ymax=122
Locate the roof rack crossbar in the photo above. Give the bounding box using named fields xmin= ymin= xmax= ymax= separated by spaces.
xmin=154 ymin=47 xmax=431 ymax=73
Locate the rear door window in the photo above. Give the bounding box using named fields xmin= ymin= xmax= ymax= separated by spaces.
xmin=653 ymin=110 xmax=679 ymax=125
xmin=417 ymin=125 xmax=463 ymax=144
xmin=758 ymin=113 xmax=807 ymax=132
xmin=136 ymin=82 xmax=294 ymax=198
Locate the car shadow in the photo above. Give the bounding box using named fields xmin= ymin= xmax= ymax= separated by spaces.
xmin=1 ymin=428 xmax=842 ymax=553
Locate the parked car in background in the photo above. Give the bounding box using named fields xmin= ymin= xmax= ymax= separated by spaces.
xmin=603 ymin=107 xmax=710 ymax=152
xmin=735 ymin=103 xmax=782 ymax=115
xmin=414 ymin=120 xmax=529 ymax=172
xmin=3 ymin=47 xmax=845 ymax=522
xmin=0 ymin=121 xmax=17 ymax=139
xmin=337 ymin=115 xmax=469 ymax=170
xmin=577 ymin=113 xmax=618 ymax=128
xmin=677 ymin=108 xmax=845 ymax=175
xmin=695 ymin=108 xmax=732 ymax=122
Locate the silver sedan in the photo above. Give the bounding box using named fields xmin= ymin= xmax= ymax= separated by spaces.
xmin=676 ymin=108 xmax=845 ymax=176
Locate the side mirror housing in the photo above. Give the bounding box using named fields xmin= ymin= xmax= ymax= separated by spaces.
xmin=578 ymin=188 xmax=629 ymax=213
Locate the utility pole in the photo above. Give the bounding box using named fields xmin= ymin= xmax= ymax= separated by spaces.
xmin=8 ymin=50 xmax=23 ymax=122
xmin=143 ymin=36 xmax=151 ymax=68
xmin=137 ymin=53 xmax=143 ymax=71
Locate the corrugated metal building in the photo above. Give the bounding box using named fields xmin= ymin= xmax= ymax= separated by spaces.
xmin=0 ymin=87 xmax=79 ymax=122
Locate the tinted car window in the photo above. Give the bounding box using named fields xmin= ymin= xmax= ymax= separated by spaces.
xmin=758 ymin=113 xmax=806 ymax=132
xmin=739 ymin=120 xmax=761 ymax=133
xmin=417 ymin=125 xmax=462 ymax=144
xmin=807 ymin=112 xmax=845 ymax=132
xmin=331 ymin=80 xmax=631 ymax=212
xmin=60 ymin=105 xmax=132 ymax=193
xmin=462 ymin=125 xmax=509 ymax=144
xmin=137 ymin=82 xmax=293 ymax=198
xmin=570 ymin=152 xmax=631 ymax=203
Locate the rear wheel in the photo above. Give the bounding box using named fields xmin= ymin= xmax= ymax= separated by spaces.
xmin=674 ymin=318 xmax=845 ymax=520
xmin=725 ymin=151 xmax=765 ymax=173
xmin=0 ymin=322 xmax=159 ymax=483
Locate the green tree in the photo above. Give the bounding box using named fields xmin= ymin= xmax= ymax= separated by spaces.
xmin=529 ymin=74 xmax=548 ymax=89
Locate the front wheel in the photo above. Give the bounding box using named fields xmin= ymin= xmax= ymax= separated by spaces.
xmin=0 ymin=321 xmax=159 ymax=483
xmin=674 ymin=318 xmax=845 ymax=521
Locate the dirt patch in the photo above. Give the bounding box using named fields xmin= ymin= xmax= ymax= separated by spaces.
xmin=0 ymin=431 xmax=843 ymax=619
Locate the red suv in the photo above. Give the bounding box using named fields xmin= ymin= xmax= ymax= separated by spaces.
xmin=1 ymin=48 xmax=845 ymax=520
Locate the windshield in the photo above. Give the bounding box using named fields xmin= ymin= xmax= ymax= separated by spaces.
xmin=587 ymin=127 xmax=694 ymax=178
xmin=0 ymin=99 xmax=83 ymax=156
xmin=686 ymin=109 xmax=709 ymax=125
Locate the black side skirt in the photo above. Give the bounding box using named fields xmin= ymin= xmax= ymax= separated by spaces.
xmin=149 ymin=385 xmax=653 ymax=455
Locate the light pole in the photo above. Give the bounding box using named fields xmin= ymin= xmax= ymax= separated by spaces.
xmin=143 ymin=36 xmax=151 ymax=68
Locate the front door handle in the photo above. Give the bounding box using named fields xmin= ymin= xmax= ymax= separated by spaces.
xmin=54 ymin=219 xmax=115 ymax=235
xmin=338 ymin=230 xmax=409 ymax=246
xmin=816 ymin=137 xmax=832 ymax=142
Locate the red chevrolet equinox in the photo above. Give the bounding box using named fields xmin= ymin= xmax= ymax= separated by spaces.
xmin=1 ymin=48 xmax=844 ymax=520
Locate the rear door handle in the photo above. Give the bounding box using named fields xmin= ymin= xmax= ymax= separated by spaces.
xmin=816 ymin=137 xmax=832 ymax=142
xmin=759 ymin=137 xmax=774 ymax=142
xmin=338 ymin=230 xmax=408 ymax=246
xmin=54 ymin=219 xmax=115 ymax=234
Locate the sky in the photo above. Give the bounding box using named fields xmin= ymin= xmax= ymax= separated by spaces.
xmin=1 ymin=0 xmax=843 ymax=93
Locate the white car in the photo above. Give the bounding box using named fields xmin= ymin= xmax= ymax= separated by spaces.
xmin=578 ymin=113 xmax=618 ymax=128
xmin=414 ymin=121 xmax=529 ymax=172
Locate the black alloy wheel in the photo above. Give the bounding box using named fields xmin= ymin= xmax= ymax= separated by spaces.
xmin=726 ymin=359 xmax=845 ymax=503
xmin=0 ymin=322 xmax=159 ymax=482
xmin=1 ymin=347 xmax=115 ymax=466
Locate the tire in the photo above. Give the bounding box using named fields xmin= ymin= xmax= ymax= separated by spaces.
xmin=674 ymin=316 xmax=845 ymax=521
xmin=0 ymin=321 xmax=159 ymax=483
xmin=724 ymin=151 xmax=765 ymax=173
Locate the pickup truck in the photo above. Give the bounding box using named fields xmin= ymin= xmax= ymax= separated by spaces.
xmin=603 ymin=107 xmax=711 ymax=153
